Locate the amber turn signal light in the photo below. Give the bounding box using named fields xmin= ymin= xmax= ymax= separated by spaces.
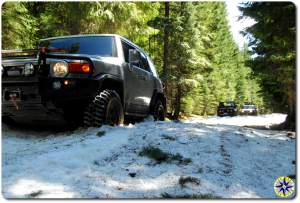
xmin=68 ymin=62 xmax=91 ymax=73
xmin=81 ymin=64 xmax=90 ymax=73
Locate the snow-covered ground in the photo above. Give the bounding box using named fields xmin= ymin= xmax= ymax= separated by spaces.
xmin=1 ymin=114 xmax=295 ymax=199
xmin=189 ymin=113 xmax=287 ymax=127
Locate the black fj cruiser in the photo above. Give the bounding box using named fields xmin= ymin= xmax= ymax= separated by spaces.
xmin=217 ymin=101 xmax=238 ymax=117
xmin=2 ymin=34 xmax=166 ymax=127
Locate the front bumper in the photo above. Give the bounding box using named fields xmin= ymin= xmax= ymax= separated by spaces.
xmin=2 ymin=77 xmax=100 ymax=124
xmin=240 ymin=110 xmax=257 ymax=115
xmin=217 ymin=108 xmax=237 ymax=116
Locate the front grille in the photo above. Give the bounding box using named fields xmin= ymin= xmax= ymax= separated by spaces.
xmin=4 ymin=66 xmax=25 ymax=77
xmin=2 ymin=57 xmax=38 ymax=78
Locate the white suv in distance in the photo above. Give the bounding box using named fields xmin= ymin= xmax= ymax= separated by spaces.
xmin=240 ymin=104 xmax=258 ymax=115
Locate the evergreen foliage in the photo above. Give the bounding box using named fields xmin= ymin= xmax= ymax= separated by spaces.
xmin=2 ymin=2 xmax=37 ymax=49
xmin=239 ymin=2 xmax=296 ymax=129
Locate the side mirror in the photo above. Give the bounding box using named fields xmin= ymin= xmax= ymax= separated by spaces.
xmin=128 ymin=49 xmax=140 ymax=64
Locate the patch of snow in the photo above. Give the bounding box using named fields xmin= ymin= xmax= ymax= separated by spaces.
xmin=7 ymin=179 xmax=76 ymax=198
xmin=189 ymin=113 xmax=287 ymax=127
xmin=1 ymin=114 xmax=295 ymax=198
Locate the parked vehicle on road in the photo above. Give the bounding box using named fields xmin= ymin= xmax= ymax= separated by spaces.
xmin=240 ymin=104 xmax=258 ymax=115
xmin=217 ymin=101 xmax=238 ymax=117
xmin=2 ymin=34 xmax=166 ymax=127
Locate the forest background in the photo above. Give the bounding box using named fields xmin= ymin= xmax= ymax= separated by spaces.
xmin=1 ymin=1 xmax=296 ymax=129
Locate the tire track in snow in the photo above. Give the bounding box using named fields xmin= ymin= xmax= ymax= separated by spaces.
xmin=218 ymin=130 xmax=234 ymax=189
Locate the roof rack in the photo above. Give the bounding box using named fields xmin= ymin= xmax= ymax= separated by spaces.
xmin=2 ymin=49 xmax=38 ymax=58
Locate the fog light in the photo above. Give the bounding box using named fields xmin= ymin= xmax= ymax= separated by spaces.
xmin=52 ymin=81 xmax=61 ymax=89
xmin=24 ymin=63 xmax=34 ymax=76
xmin=64 ymin=80 xmax=69 ymax=86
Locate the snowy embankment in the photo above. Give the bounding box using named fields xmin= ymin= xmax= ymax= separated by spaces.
xmin=1 ymin=114 xmax=295 ymax=198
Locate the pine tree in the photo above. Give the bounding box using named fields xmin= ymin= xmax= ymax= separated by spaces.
xmin=240 ymin=2 xmax=296 ymax=129
xmin=2 ymin=2 xmax=37 ymax=49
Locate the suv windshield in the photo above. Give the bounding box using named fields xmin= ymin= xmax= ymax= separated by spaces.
xmin=219 ymin=102 xmax=236 ymax=107
xmin=39 ymin=36 xmax=117 ymax=57
xmin=243 ymin=105 xmax=256 ymax=109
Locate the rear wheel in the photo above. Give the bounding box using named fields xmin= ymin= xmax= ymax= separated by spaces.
xmin=153 ymin=100 xmax=165 ymax=121
xmin=83 ymin=89 xmax=124 ymax=127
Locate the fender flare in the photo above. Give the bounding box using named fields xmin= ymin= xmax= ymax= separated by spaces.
xmin=94 ymin=73 xmax=123 ymax=83
xmin=94 ymin=74 xmax=125 ymax=106
xmin=150 ymin=90 xmax=167 ymax=113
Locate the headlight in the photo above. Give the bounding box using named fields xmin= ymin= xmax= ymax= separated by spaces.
xmin=51 ymin=61 xmax=68 ymax=77
xmin=24 ymin=63 xmax=34 ymax=76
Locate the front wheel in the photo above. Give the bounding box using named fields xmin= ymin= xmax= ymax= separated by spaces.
xmin=153 ymin=100 xmax=165 ymax=121
xmin=83 ymin=89 xmax=124 ymax=127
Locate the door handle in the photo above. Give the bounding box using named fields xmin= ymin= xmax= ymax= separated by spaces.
xmin=136 ymin=74 xmax=146 ymax=80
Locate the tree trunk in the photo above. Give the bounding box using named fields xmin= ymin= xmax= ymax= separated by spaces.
xmin=68 ymin=3 xmax=81 ymax=35
xmin=163 ymin=2 xmax=170 ymax=94
xmin=272 ymin=82 xmax=295 ymax=131
xmin=284 ymin=110 xmax=295 ymax=130
xmin=283 ymin=82 xmax=296 ymax=130
xmin=173 ymin=84 xmax=182 ymax=120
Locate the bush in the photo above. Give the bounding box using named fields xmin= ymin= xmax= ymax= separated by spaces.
xmin=139 ymin=146 xmax=192 ymax=164
xmin=139 ymin=146 xmax=169 ymax=163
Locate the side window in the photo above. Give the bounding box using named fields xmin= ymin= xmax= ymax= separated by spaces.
xmin=121 ymin=40 xmax=150 ymax=71
xmin=121 ymin=41 xmax=132 ymax=63
xmin=121 ymin=40 xmax=140 ymax=67
xmin=139 ymin=52 xmax=151 ymax=72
